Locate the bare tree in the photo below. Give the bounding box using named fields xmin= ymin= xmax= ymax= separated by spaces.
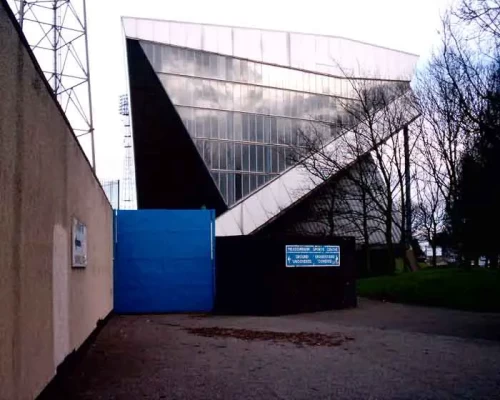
xmin=413 ymin=168 xmax=447 ymax=268
xmin=288 ymin=75 xmax=419 ymax=273
xmin=413 ymin=0 xmax=500 ymax=266
xmin=454 ymin=0 xmax=500 ymax=42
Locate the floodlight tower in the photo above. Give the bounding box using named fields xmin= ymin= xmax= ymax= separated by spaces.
xmin=119 ymin=94 xmax=137 ymax=210
xmin=9 ymin=0 xmax=96 ymax=170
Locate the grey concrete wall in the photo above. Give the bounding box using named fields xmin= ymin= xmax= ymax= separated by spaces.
xmin=0 ymin=3 xmax=113 ymax=399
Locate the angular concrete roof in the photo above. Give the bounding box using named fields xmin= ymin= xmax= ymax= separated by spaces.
xmin=122 ymin=17 xmax=419 ymax=81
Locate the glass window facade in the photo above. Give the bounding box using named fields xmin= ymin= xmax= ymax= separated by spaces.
xmin=140 ymin=40 xmax=396 ymax=205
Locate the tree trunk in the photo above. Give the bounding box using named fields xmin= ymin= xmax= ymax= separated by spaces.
xmin=362 ymin=192 xmax=370 ymax=272
xmin=385 ymin=219 xmax=396 ymax=274
xmin=364 ymin=244 xmax=371 ymax=274
xmin=432 ymin=225 xmax=437 ymax=268
xmin=490 ymin=253 xmax=498 ymax=269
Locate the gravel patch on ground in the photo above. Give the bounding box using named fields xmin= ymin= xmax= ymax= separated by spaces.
xmin=42 ymin=299 xmax=500 ymax=400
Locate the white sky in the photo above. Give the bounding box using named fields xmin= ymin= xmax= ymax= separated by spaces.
xmin=87 ymin=0 xmax=451 ymax=180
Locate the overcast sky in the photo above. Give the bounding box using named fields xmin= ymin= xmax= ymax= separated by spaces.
xmin=87 ymin=0 xmax=451 ymax=180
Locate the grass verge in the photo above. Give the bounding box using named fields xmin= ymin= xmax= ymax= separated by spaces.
xmin=357 ymin=268 xmax=500 ymax=312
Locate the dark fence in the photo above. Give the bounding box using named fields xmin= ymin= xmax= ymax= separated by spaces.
xmin=215 ymin=235 xmax=356 ymax=315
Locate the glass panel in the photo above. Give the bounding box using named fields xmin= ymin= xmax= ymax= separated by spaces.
xmin=284 ymin=118 xmax=292 ymax=145
xmin=151 ymin=43 xmax=160 ymax=70
xmin=254 ymin=62 xmax=262 ymax=84
xmin=271 ymin=146 xmax=279 ymax=173
xmin=212 ymin=170 xmax=219 ymax=186
xmin=227 ymin=142 xmax=235 ymax=170
xmin=265 ymin=146 xmax=273 ymax=173
xmin=296 ymin=70 xmax=303 ymax=92
xmin=209 ymin=81 xmax=219 ymax=108
xmin=249 ymin=114 xmax=256 ymax=142
xmin=242 ymin=174 xmax=250 ymax=197
xmin=247 ymin=86 xmax=257 ymax=113
xmin=256 ymin=115 xmax=264 ymax=143
xmin=302 ymin=71 xmax=309 ymax=92
xmin=296 ymin=92 xmax=304 ymax=118
xmin=289 ymin=91 xmax=297 ymax=117
xmin=242 ymin=144 xmax=250 ymax=171
xmin=195 ymin=109 xmax=203 ymax=137
xmin=279 ymin=146 xmax=286 ymax=171
xmin=277 ymin=118 xmax=285 ymax=144
xmin=234 ymin=143 xmax=242 ymax=171
xmin=258 ymin=175 xmax=265 ymax=187
xmin=250 ymin=145 xmax=257 ymax=172
xmin=275 ymin=90 xmax=283 ymax=115
xmin=253 ymin=86 xmax=263 ymax=113
xmin=262 ymin=64 xmax=270 ymax=86
xmin=198 ymin=79 xmax=209 ymax=108
xmin=249 ymin=174 xmax=257 ymax=192
xmin=233 ymin=84 xmax=241 ymax=112
xmin=202 ymin=110 xmax=211 ymax=139
xmin=202 ymin=52 xmax=210 ymax=77
xmin=249 ymin=62 xmax=256 ymax=83
xmin=194 ymin=50 xmax=203 ymax=76
xmin=209 ymin=54 xmax=218 ymax=78
xmin=227 ymin=173 xmax=235 ymax=205
xmin=220 ymin=142 xmax=227 ymax=169
xmin=240 ymin=85 xmax=248 ymax=112
xmin=204 ymin=141 xmax=212 ymax=168
xmin=308 ymin=73 xmax=315 ymax=93
xmin=226 ymin=112 xmax=234 ymax=140
xmin=233 ymin=113 xmax=242 ymax=141
xmin=257 ymin=146 xmax=264 ymax=172
xmin=225 ymin=57 xmax=233 ymax=81
xmin=212 ymin=141 xmax=220 ymax=169
xmin=270 ymin=117 xmax=278 ymax=144
xmin=322 ymin=75 xmax=329 ymax=94
xmin=285 ymin=147 xmax=295 ymax=168
xmin=216 ymin=81 xmax=225 ymax=109
xmin=210 ymin=111 xmax=218 ymax=139
xmin=194 ymin=139 xmax=203 ymax=157
xmin=218 ymin=55 xmax=226 ymax=80
xmin=226 ymin=82 xmax=233 ymax=111
xmin=235 ymin=173 xmax=243 ymax=201
xmin=262 ymin=87 xmax=270 ymax=114
xmin=282 ymin=90 xmax=290 ymax=116
xmin=264 ymin=116 xmax=271 ymax=143
xmin=186 ymin=49 xmax=196 ymax=76
xmin=240 ymin=60 xmax=248 ymax=82
xmin=233 ymin=59 xmax=241 ymax=82
xmin=242 ymin=114 xmax=249 ymax=142
xmin=270 ymin=89 xmax=276 ymax=115
xmin=218 ymin=112 xmax=227 ymax=139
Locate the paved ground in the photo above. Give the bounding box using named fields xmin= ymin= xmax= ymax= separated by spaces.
xmin=45 ymin=299 xmax=500 ymax=399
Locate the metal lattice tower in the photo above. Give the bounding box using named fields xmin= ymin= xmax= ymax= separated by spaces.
xmin=119 ymin=94 xmax=137 ymax=210
xmin=8 ymin=0 xmax=96 ymax=170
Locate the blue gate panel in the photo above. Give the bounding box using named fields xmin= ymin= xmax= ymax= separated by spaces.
xmin=114 ymin=209 xmax=215 ymax=313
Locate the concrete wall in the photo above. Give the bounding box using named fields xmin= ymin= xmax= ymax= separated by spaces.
xmin=0 ymin=3 xmax=113 ymax=399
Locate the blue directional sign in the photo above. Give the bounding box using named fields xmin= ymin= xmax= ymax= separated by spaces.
xmin=286 ymin=245 xmax=340 ymax=267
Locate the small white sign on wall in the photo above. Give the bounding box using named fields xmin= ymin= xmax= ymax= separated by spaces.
xmin=72 ymin=218 xmax=87 ymax=268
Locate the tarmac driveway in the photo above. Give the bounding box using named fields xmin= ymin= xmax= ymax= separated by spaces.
xmin=42 ymin=299 xmax=500 ymax=400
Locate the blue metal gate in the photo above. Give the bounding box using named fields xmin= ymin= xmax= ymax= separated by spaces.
xmin=114 ymin=210 xmax=215 ymax=313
